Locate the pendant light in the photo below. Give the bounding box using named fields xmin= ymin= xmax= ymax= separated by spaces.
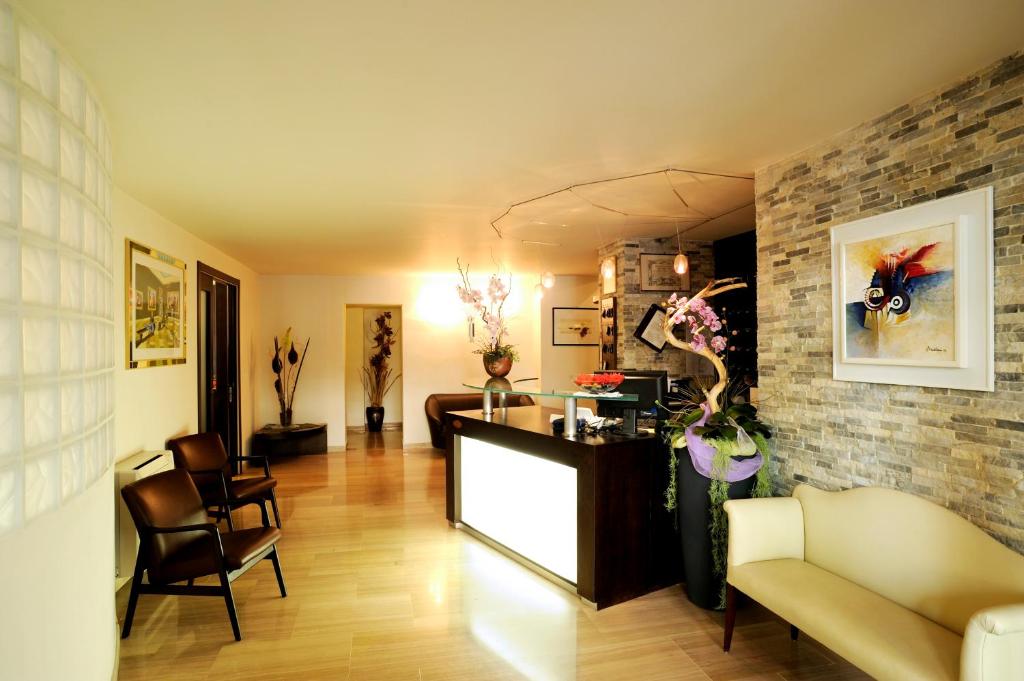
xmin=534 ymin=282 xmax=545 ymax=300
xmin=541 ymin=271 xmax=556 ymax=288
xmin=673 ymin=221 xmax=689 ymax=274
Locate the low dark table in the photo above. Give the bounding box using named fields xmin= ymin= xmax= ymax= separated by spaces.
xmin=253 ymin=422 xmax=328 ymax=457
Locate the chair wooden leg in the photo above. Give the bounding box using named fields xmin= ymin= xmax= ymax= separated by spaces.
xmin=723 ymin=584 xmax=737 ymax=652
xmin=269 ymin=546 xmax=287 ymax=597
xmin=223 ymin=504 xmax=235 ymax=531
xmin=790 ymin=624 xmax=799 ymax=641
xmin=121 ymin=559 xmax=145 ymax=639
xmin=259 ymin=500 xmax=270 ymax=528
xmin=218 ymin=568 xmax=242 ymax=641
xmin=269 ymin=489 xmax=282 ymax=528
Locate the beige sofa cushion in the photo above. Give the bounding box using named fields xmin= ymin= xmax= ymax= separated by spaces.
xmin=794 ymin=485 xmax=1024 ymax=635
xmin=730 ymin=558 xmax=961 ymax=681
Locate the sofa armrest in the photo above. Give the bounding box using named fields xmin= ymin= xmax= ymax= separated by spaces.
xmin=723 ymin=497 xmax=805 ymax=568
xmin=960 ymin=604 xmax=1024 ymax=681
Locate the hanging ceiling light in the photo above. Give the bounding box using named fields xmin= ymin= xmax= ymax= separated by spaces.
xmin=673 ymin=221 xmax=689 ymax=274
xmin=541 ymin=271 xmax=556 ymax=288
xmin=601 ymin=257 xmax=615 ymax=279
xmin=534 ymin=282 xmax=544 ymax=300
xmin=673 ymin=252 xmax=689 ymax=274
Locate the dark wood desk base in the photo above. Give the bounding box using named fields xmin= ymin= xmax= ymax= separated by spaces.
xmin=445 ymin=406 xmax=680 ymax=609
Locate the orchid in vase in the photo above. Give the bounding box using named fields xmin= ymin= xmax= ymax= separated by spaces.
xmin=456 ymin=259 xmax=520 ymax=377
xmin=659 ymin=278 xmax=773 ymax=609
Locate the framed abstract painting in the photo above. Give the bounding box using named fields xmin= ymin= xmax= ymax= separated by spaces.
xmin=126 ymin=239 xmax=187 ymax=368
xmin=830 ymin=187 xmax=993 ymax=391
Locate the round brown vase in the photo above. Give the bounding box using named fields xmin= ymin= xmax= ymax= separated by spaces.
xmin=484 ymin=355 xmax=513 ymax=378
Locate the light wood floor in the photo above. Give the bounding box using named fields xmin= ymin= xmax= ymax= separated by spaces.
xmin=116 ymin=431 xmax=867 ymax=681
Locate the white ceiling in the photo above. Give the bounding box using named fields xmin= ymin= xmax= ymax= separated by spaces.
xmin=16 ymin=0 xmax=1024 ymax=275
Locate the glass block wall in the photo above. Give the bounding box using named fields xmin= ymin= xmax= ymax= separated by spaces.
xmin=0 ymin=4 xmax=114 ymax=536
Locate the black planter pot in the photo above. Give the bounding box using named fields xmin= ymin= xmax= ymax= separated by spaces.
xmin=677 ymin=448 xmax=756 ymax=609
xmin=366 ymin=406 xmax=385 ymax=432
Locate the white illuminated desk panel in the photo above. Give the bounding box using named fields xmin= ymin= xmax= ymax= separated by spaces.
xmin=446 ymin=405 xmax=679 ymax=609
xmin=458 ymin=436 xmax=577 ymax=584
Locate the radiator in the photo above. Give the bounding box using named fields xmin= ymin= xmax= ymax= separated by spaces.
xmin=115 ymin=450 xmax=174 ymax=587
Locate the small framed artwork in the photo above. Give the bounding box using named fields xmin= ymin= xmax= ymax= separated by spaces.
xmin=633 ymin=304 xmax=667 ymax=352
xmin=640 ymin=253 xmax=689 ymax=292
xmin=552 ymin=307 xmax=599 ymax=346
xmin=831 ymin=186 xmax=993 ymax=391
xmin=126 ymin=239 xmax=187 ymax=368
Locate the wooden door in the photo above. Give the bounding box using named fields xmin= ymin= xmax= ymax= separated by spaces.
xmin=197 ymin=262 xmax=241 ymax=467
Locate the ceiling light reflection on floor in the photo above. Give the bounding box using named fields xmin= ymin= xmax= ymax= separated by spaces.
xmin=461 ymin=544 xmax=576 ymax=681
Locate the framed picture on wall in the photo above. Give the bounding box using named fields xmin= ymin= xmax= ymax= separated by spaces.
xmin=830 ymin=186 xmax=993 ymax=391
xmin=633 ymin=304 xmax=667 ymax=352
xmin=552 ymin=307 xmax=599 ymax=346
xmin=126 ymin=239 xmax=187 ymax=368
xmin=639 ymin=253 xmax=689 ymax=291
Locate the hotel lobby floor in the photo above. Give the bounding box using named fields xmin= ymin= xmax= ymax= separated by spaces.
xmin=115 ymin=431 xmax=868 ymax=681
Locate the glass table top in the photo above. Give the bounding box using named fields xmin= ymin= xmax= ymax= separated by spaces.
xmin=462 ymin=381 xmax=639 ymax=402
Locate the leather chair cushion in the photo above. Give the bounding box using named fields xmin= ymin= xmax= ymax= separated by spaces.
xmin=730 ymin=558 xmax=961 ymax=681
xmin=424 ymin=393 xmax=535 ymax=448
xmin=168 ymin=432 xmax=231 ymax=477
xmin=229 ymin=476 xmax=277 ymax=500
xmin=151 ymin=527 xmax=282 ymax=584
xmin=121 ymin=469 xmax=210 ymax=573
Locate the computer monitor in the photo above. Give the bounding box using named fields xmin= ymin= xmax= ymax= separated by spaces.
xmin=597 ymin=369 xmax=669 ymax=393
xmin=596 ymin=375 xmax=664 ymax=423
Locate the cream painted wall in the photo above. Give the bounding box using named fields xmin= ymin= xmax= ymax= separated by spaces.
xmin=257 ymin=274 xmax=542 ymax=446
xmin=113 ymin=188 xmax=261 ymax=461
xmin=343 ymin=306 xmax=363 ymax=428
xmin=539 ymin=276 xmax=601 ymax=409
xmin=0 ymin=469 xmax=115 ymax=680
xmin=344 ymin=306 xmax=403 ymax=429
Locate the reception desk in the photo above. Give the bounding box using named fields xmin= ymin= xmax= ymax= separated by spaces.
xmin=445 ymin=405 xmax=680 ymax=609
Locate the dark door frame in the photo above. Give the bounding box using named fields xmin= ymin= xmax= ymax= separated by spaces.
xmin=197 ymin=261 xmax=242 ymax=466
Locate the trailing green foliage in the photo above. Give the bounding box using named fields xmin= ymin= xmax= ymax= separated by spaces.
xmin=706 ymin=437 xmax=734 ymax=609
xmin=751 ymin=430 xmax=773 ymax=499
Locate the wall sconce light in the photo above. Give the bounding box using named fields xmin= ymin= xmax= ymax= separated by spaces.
xmin=534 ymin=283 xmax=544 ymax=301
xmin=601 ymin=257 xmax=615 ymax=279
xmin=541 ymin=271 xmax=556 ymax=288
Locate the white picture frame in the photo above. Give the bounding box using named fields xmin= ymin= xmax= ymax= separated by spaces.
xmin=830 ymin=187 xmax=993 ymax=391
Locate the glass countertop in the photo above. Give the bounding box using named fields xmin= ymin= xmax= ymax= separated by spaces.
xmin=462 ymin=381 xmax=638 ymax=403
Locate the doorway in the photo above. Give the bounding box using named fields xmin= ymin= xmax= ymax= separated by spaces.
xmin=197 ymin=262 xmax=241 ymax=467
xmin=344 ymin=305 xmax=403 ymax=433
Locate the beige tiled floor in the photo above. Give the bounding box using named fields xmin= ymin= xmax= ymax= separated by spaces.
xmin=116 ymin=431 xmax=867 ymax=680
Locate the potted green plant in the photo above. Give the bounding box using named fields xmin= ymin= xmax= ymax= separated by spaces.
xmin=456 ymin=259 xmax=519 ymax=377
xmin=361 ymin=311 xmax=401 ymax=432
xmin=271 ymin=328 xmax=310 ymax=427
xmin=659 ymin=278 xmax=773 ymax=609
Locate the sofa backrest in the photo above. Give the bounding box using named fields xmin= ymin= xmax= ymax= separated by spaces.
xmin=794 ymin=484 xmax=1024 ymax=636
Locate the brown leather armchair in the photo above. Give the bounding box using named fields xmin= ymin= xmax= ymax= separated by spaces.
xmin=167 ymin=432 xmax=281 ymax=529
xmin=120 ymin=468 xmax=286 ymax=641
xmin=424 ymin=393 xmax=535 ymax=449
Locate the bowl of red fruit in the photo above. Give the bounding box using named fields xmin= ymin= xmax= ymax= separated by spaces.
xmin=573 ymin=372 xmax=625 ymax=394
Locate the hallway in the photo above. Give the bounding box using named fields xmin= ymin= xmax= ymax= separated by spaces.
xmin=116 ymin=433 xmax=865 ymax=680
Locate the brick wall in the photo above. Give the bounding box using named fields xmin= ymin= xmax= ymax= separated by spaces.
xmin=599 ymin=237 xmax=714 ymax=374
xmin=755 ymin=53 xmax=1024 ymax=551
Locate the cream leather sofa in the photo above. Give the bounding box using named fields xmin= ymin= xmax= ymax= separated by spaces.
xmin=722 ymin=485 xmax=1024 ymax=681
